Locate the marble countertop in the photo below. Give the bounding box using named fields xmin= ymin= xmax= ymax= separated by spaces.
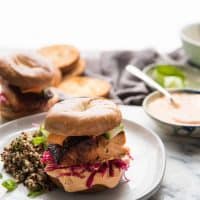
xmin=0 ymin=105 xmax=199 ymax=199
xmin=120 ymin=105 xmax=200 ymax=200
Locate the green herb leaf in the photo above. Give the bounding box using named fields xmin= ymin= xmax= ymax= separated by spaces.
xmin=27 ymin=190 xmax=44 ymax=198
xmin=0 ymin=173 xmax=3 ymax=179
xmin=39 ymin=124 xmax=49 ymax=137
xmin=32 ymin=136 xmax=46 ymax=146
xmin=32 ymin=124 xmax=49 ymax=146
xmin=2 ymin=179 xmax=17 ymax=192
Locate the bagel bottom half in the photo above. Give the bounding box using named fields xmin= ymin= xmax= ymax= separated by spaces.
xmin=46 ymin=164 xmax=123 ymax=192
xmin=0 ymin=105 xmax=35 ymax=120
xmin=0 ymin=94 xmax=59 ymax=120
xmin=57 ymin=76 xmax=111 ymax=98
xmin=50 ymin=177 xmax=107 ymax=193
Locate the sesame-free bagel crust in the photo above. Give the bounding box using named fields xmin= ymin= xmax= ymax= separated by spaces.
xmin=45 ymin=97 xmax=122 ymax=136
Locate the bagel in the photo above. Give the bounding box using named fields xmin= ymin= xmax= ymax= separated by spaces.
xmin=58 ymin=76 xmax=111 ymax=97
xmin=63 ymin=58 xmax=86 ymax=77
xmin=0 ymin=52 xmax=54 ymax=92
xmin=38 ymin=44 xmax=80 ymax=72
xmin=44 ymin=97 xmax=122 ymax=137
xmin=51 ymin=68 xmax=62 ymax=87
xmin=0 ymin=85 xmax=62 ymax=120
xmin=0 ymin=102 xmax=48 ymax=120
xmin=0 ymin=105 xmax=35 ymax=120
xmin=0 ymin=92 xmax=59 ymax=120
xmin=47 ymin=164 xmax=123 ymax=192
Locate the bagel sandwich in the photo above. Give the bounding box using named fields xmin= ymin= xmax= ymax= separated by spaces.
xmin=41 ymin=97 xmax=131 ymax=192
xmin=0 ymin=52 xmax=63 ymax=120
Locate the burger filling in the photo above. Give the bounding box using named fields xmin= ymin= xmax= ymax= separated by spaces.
xmin=41 ymin=125 xmax=131 ymax=189
xmin=42 ymin=151 xmax=129 ymax=189
xmin=0 ymin=92 xmax=8 ymax=104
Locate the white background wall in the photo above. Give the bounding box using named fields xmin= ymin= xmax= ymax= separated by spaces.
xmin=0 ymin=0 xmax=199 ymax=52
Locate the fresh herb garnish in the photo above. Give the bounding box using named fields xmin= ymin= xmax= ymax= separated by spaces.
xmin=27 ymin=190 xmax=44 ymax=198
xmin=152 ymin=65 xmax=186 ymax=89
xmin=0 ymin=173 xmax=3 ymax=179
xmin=2 ymin=179 xmax=17 ymax=192
xmin=39 ymin=124 xmax=49 ymax=137
xmin=32 ymin=136 xmax=46 ymax=146
xmin=32 ymin=124 xmax=49 ymax=146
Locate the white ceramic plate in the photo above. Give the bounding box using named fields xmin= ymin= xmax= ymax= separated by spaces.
xmin=0 ymin=113 xmax=166 ymax=200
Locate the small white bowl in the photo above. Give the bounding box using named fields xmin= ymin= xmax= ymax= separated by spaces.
xmin=181 ymin=23 xmax=200 ymax=66
xmin=143 ymin=89 xmax=200 ymax=137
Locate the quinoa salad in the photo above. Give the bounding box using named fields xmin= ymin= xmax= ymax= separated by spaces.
xmin=0 ymin=126 xmax=55 ymax=197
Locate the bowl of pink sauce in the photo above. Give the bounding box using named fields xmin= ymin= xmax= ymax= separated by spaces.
xmin=143 ymin=89 xmax=200 ymax=137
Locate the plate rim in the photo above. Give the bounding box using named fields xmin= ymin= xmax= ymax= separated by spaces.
xmin=122 ymin=119 xmax=166 ymax=200
xmin=0 ymin=113 xmax=166 ymax=200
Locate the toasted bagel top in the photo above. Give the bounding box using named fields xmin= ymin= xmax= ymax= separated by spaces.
xmin=38 ymin=44 xmax=80 ymax=71
xmin=44 ymin=97 xmax=122 ymax=137
xmin=0 ymin=52 xmax=54 ymax=92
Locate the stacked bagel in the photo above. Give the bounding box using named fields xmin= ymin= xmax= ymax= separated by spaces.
xmin=0 ymin=52 xmax=61 ymax=120
xmin=41 ymin=97 xmax=130 ymax=192
xmin=39 ymin=44 xmax=111 ymax=98
xmin=38 ymin=44 xmax=84 ymax=76
xmin=0 ymin=44 xmax=112 ymax=120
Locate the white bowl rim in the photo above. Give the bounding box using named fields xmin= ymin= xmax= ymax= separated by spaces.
xmin=181 ymin=23 xmax=200 ymax=46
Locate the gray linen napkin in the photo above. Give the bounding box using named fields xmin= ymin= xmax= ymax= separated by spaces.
xmin=82 ymin=48 xmax=187 ymax=105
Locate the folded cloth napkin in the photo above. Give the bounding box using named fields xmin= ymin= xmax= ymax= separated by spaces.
xmin=83 ymin=48 xmax=186 ymax=105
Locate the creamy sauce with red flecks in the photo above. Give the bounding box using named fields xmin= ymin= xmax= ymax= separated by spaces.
xmin=148 ymin=93 xmax=200 ymax=125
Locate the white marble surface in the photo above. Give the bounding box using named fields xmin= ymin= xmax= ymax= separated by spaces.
xmin=121 ymin=105 xmax=200 ymax=200
xmin=0 ymin=105 xmax=199 ymax=199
